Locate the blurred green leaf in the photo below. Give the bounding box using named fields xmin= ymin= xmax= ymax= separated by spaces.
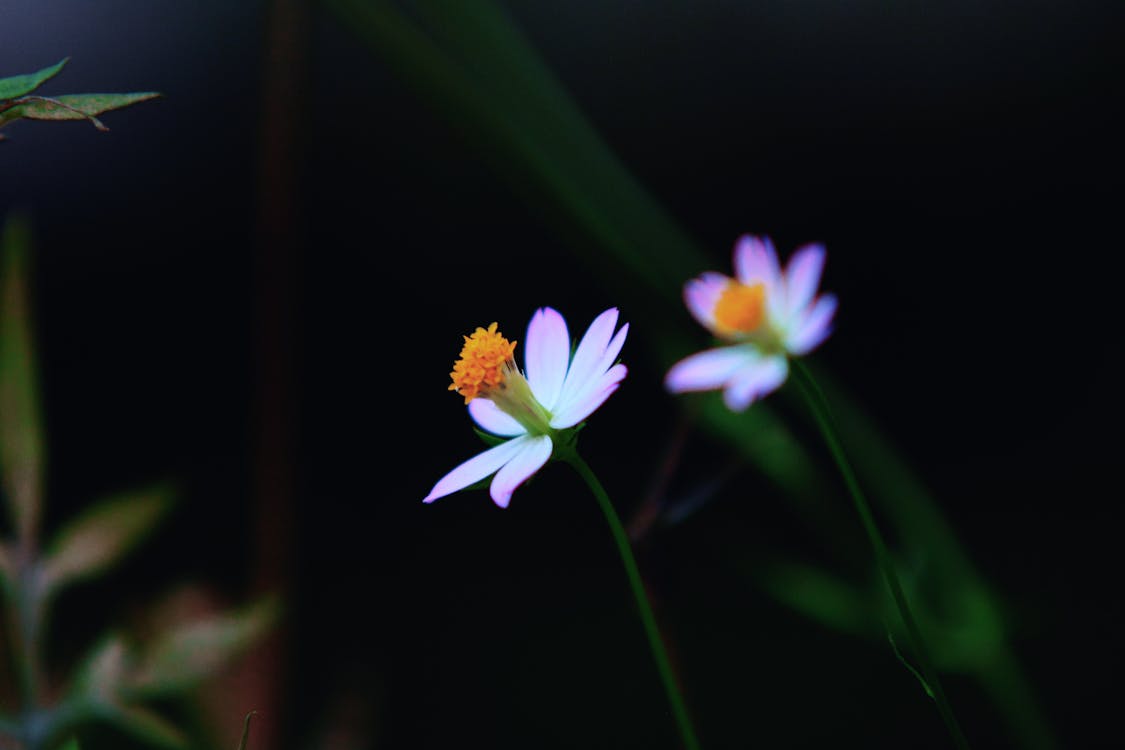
xmin=126 ymin=595 xmax=280 ymax=698
xmin=67 ymin=633 xmax=129 ymax=706
xmin=56 ymin=736 xmax=80 ymax=750
xmin=759 ymin=561 xmax=873 ymax=636
xmin=0 ymin=58 xmax=68 ymax=100
xmin=0 ymin=92 xmax=161 ymax=128
xmin=109 ymin=704 xmax=188 ymax=750
xmin=0 ymin=213 xmax=44 ymax=542
xmin=41 ymin=486 xmax=174 ymax=594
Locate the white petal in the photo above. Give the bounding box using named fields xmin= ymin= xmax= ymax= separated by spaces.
xmin=664 ymin=347 xmax=756 ymax=393
xmin=593 ymin=322 xmax=629 ymax=381
xmin=786 ymin=294 xmax=837 ymax=355
xmin=550 ymin=364 xmax=627 ymax=429
xmin=785 ymin=243 xmax=826 ymax=319
xmin=684 ymin=273 xmax=728 ymax=331
xmin=524 ymin=307 xmax=570 ymax=411
xmin=423 ymin=436 xmax=530 ymax=504
xmin=733 ymin=235 xmax=781 ymax=287
xmin=550 ymin=321 xmax=628 ymax=424
xmin=722 ymin=355 xmax=789 ymax=411
xmin=557 ymin=308 xmax=620 ymax=411
xmin=489 ymin=435 xmax=553 ymax=508
xmin=469 ymin=398 xmax=527 ymax=437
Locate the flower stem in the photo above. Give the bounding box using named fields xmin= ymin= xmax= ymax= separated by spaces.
xmin=791 ymin=360 xmax=970 ymax=749
xmin=559 ymin=448 xmax=702 ymax=750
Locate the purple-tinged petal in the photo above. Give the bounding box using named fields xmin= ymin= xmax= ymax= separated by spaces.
xmin=785 ymin=243 xmax=826 ymax=319
xmin=423 ymin=436 xmax=530 ymax=503
xmin=558 ymin=308 xmax=620 ymax=408
xmin=469 ymin=398 xmax=527 ymax=437
xmin=524 ymin=307 xmax=570 ymax=411
xmin=489 ymin=435 xmax=553 ymax=508
xmin=786 ymin=294 xmax=837 ymax=355
xmin=664 ymin=347 xmax=756 ymax=393
xmin=593 ymin=322 xmax=629 ymax=381
xmin=722 ymin=354 xmax=788 ymax=411
xmin=733 ymin=235 xmax=781 ymax=288
xmin=684 ymin=272 xmax=728 ymax=331
xmin=550 ymin=364 xmax=627 ymax=429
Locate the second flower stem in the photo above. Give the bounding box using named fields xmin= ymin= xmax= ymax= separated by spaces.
xmin=560 ymin=448 xmax=702 ymax=750
xmin=791 ymin=360 xmax=970 ymax=750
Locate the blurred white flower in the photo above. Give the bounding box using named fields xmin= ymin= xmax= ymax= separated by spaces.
xmin=665 ymin=235 xmax=836 ymax=411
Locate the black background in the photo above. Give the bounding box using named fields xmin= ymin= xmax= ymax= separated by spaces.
xmin=1 ymin=1 xmax=1122 ymax=749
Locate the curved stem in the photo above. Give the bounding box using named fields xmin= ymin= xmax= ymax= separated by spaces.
xmin=559 ymin=447 xmax=702 ymax=750
xmin=791 ymin=360 xmax=970 ymax=749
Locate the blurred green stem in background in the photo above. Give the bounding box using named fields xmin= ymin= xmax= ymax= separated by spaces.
xmin=791 ymin=360 xmax=970 ymax=749
xmin=323 ymin=1 xmax=1055 ymax=747
xmin=559 ymin=446 xmax=702 ymax=750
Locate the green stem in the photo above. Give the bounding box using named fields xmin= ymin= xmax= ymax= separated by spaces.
xmin=791 ymin=360 xmax=970 ymax=749
xmin=559 ymin=447 xmax=702 ymax=750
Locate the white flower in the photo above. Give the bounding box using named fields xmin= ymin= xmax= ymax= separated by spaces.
xmin=424 ymin=307 xmax=628 ymax=508
xmin=665 ymin=235 xmax=837 ymax=411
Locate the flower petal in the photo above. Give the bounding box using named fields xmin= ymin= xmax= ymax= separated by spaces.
xmin=684 ymin=272 xmax=728 ymax=331
xmin=423 ymin=436 xmax=530 ymax=503
xmin=557 ymin=308 xmax=620 ymax=411
xmin=550 ymin=363 xmax=627 ymax=429
xmin=733 ymin=235 xmax=781 ymax=288
xmin=469 ymin=398 xmax=527 ymax=437
xmin=722 ymin=354 xmax=789 ymax=411
xmin=594 ymin=322 xmax=629 ymax=382
xmin=489 ymin=435 xmax=553 ymax=508
xmin=785 ymin=243 xmax=826 ymax=319
xmin=664 ymin=346 xmax=757 ymax=393
xmin=524 ymin=307 xmax=570 ymax=411
xmin=786 ymin=293 xmax=837 ymax=355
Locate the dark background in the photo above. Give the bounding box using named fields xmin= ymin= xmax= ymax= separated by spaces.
xmin=1 ymin=1 xmax=1121 ymax=748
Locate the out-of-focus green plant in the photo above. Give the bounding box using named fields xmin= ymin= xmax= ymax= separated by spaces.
xmin=323 ymin=2 xmax=1054 ymax=747
xmin=0 ymin=59 xmax=159 ymax=141
xmin=0 ymin=214 xmax=278 ymax=750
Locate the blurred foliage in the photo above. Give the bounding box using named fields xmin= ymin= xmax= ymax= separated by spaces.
xmin=0 ymin=214 xmax=277 ymax=750
xmin=323 ymin=1 xmax=1055 ymax=747
xmin=0 ymin=59 xmax=160 ymax=141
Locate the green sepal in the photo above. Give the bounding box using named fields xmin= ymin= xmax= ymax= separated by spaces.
xmin=472 ymin=427 xmax=509 ymax=448
xmin=0 ymin=58 xmax=68 ymax=101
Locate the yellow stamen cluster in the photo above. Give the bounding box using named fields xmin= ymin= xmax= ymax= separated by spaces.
xmin=448 ymin=322 xmax=518 ymax=404
xmin=714 ymin=281 xmax=766 ymax=335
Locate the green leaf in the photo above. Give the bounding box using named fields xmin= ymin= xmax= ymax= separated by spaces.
xmin=0 ymin=213 xmax=44 ymax=542
xmin=66 ymin=633 xmax=129 ymax=704
xmin=56 ymin=737 xmax=81 ymax=750
xmin=41 ymin=485 xmax=175 ymax=594
xmin=0 ymin=92 xmax=161 ymax=130
xmin=126 ymin=595 xmax=280 ymax=698
xmin=0 ymin=58 xmax=68 ymax=100
xmin=758 ymin=561 xmax=873 ymax=636
xmin=109 ymin=704 xmax=188 ymax=750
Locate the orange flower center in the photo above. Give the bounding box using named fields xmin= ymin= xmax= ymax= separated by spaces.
xmin=448 ymin=322 xmax=518 ymax=404
xmin=713 ymin=281 xmax=766 ymax=334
